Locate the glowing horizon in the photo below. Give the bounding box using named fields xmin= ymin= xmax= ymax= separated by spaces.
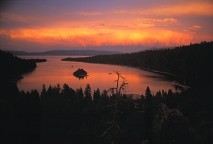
xmin=0 ymin=0 xmax=213 ymax=52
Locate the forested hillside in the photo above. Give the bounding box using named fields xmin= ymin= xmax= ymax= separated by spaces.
xmin=0 ymin=50 xmax=39 ymax=144
xmin=1 ymin=82 xmax=211 ymax=144
xmin=0 ymin=50 xmax=37 ymax=82
xmin=63 ymin=41 xmax=212 ymax=88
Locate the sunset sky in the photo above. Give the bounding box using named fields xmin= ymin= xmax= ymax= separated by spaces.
xmin=0 ymin=0 xmax=213 ymax=52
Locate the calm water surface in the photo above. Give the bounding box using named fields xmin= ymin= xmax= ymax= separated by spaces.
xmin=17 ymin=56 xmax=177 ymax=95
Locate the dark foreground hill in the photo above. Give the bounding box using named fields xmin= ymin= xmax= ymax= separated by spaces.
xmin=0 ymin=50 xmax=37 ymax=82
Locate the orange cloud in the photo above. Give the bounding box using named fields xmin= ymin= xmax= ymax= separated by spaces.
xmin=188 ymin=25 xmax=202 ymax=31
xmin=0 ymin=25 xmax=193 ymax=47
xmin=1 ymin=1 xmax=212 ymax=50
xmin=113 ymin=2 xmax=213 ymax=16
xmin=135 ymin=18 xmax=179 ymax=28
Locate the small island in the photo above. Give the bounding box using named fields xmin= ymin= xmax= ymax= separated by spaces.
xmin=73 ymin=68 xmax=88 ymax=79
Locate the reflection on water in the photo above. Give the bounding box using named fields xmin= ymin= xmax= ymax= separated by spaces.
xmin=18 ymin=56 xmax=176 ymax=95
xmin=74 ymin=75 xmax=88 ymax=80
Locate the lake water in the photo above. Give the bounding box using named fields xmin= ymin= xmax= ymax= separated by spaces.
xmin=17 ymin=56 xmax=177 ymax=96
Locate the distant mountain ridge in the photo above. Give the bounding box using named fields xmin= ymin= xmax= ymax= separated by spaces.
xmin=10 ymin=50 xmax=122 ymax=56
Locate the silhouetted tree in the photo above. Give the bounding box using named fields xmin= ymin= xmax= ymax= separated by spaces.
xmin=84 ymin=84 xmax=92 ymax=103
xmin=145 ymin=86 xmax=153 ymax=144
xmin=93 ymin=88 xmax=101 ymax=104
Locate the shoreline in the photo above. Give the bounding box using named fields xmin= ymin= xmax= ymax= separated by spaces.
xmin=62 ymin=58 xmax=190 ymax=90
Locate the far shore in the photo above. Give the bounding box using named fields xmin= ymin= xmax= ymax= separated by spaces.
xmin=62 ymin=57 xmax=190 ymax=90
